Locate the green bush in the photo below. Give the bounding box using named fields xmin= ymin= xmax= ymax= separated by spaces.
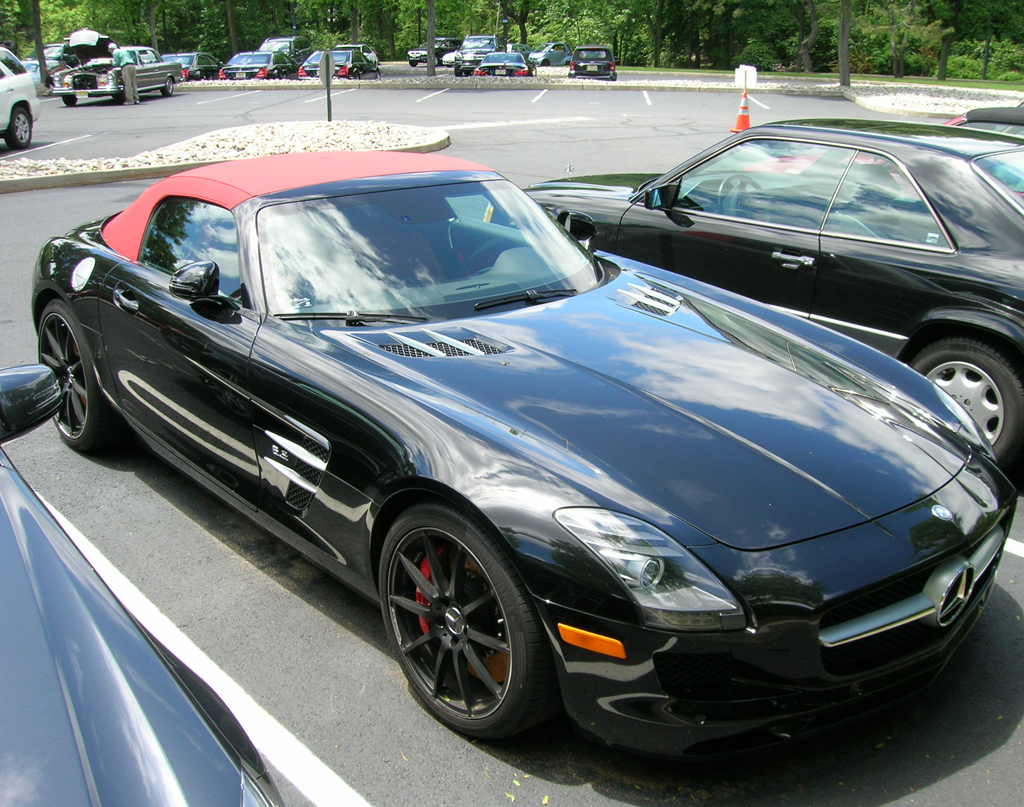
xmin=737 ymin=42 xmax=780 ymax=71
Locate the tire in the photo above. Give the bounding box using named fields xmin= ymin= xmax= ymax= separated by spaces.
xmin=380 ymin=502 xmax=561 ymax=739
xmin=910 ymin=336 xmax=1024 ymax=467
xmin=161 ymin=76 xmax=174 ymax=96
xmin=62 ymin=95 xmax=78 ymax=107
xmin=409 ymin=60 xmax=418 ymax=67
xmin=541 ymin=59 xmax=549 ymax=66
xmin=38 ymin=300 xmax=122 ymax=452
xmin=4 ymin=105 xmax=32 ymax=149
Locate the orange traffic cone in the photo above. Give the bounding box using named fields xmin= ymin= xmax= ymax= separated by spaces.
xmin=730 ymin=92 xmax=751 ymax=133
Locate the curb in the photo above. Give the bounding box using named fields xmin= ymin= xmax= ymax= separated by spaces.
xmin=842 ymin=89 xmax=953 ymax=119
xmin=0 ymin=129 xmax=451 ymax=195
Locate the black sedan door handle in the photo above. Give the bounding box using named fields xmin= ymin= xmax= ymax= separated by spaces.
xmin=113 ymin=285 xmax=139 ymax=314
xmin=771 ymin=251 xmax=816 ymax=270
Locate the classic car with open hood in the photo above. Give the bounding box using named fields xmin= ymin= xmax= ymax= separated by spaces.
xmin=31 ymin=150 xmax=1016 ymax=757
xmin=51 ymin=28 xmax=181 ymax=105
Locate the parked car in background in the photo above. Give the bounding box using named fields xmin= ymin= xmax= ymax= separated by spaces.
xmin=298 ymin=48 xmax=379 ymax=80
xmin=0 ymin=46 xmax=39 ymax=149
xmin=258 ymin=34 xmax=311 ymax=64
xmin=334 ymin=43 xmax=379 ymax=68
xmin=219 ymin=50 xmax=297 ymax=80
xmin=473 ymin=51 xmax=534 ymax=77
xmin=51 ymin=31 xmax=182 ymax=106
xmin=0 ymin=363 xmax=286 ymax=807
xmin=44 ymin=41 xmax=80 ymax=70
xmin=23 ymin=57 xmax=62 ymax=88
xmin=441 ymin=49 xmax=458 ymax=67
xmin=529 ymin=41 xmax=571 ymax=66
xmin=407 ymin=37 xmax=460 ymax=67
xmin=568 ymin=45 xmax=616 ymax=80
xmin=162 ymin=51 xmax=221 ymax=81
xmin=453 ymin=34 xmax=497 ymax=76
xmin=505 ymin=43 xmax=532 ymax=58
xmin=31 ymin=150 xmax=1015 ymax=757
xmin=527 ymin=120 xmax=1024 ymax=467
xmin=945 ymin=104 xmax=1024 ymax=137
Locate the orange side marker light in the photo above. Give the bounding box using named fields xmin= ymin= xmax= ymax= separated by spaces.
xmin=557 ymin=624 xmax=626 ymax=659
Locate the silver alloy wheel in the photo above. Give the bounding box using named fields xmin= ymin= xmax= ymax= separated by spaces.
xmin=6 ymin=107 xmax=31 ymax=148
xmin=926 ymin=359 xmax=1004 ymax=443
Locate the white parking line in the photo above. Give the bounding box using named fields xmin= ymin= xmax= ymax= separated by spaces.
xmin=416 ymin=88 xmax=449 ymax=103
xmin=1007 ymin=538 xmax=1024 ymax=558
xmin=531 ymin=89 xmax=547 ymax=103
xmin=642 ymin=90 xmax=652 ymax=106
xmin=305 ymin=88 xmax=358 ymax=104
xmin=196 ymin=91 xmax=261 ymax=105
xmin=43 ymin=498 xmax=373 ymax=807
xmin=437 ymin=116 xmax=593 ymax=130
xmin=0 ymin=133 xmax=92 ymax=159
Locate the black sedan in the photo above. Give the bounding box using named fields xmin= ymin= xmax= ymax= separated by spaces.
xmin=32 ymin=150 xmax=1015 ymax=757
xmin=0 ymin=365 xmax=283 ymax=806
xmin=945 ymin=103 xmax=1024 ymax=137
xmin=163 ymin=51 xmax=222 ymax=81
xmin=568 ymin=45 xmax=616 ymax=80
xmin=218 ymin=51 xmax=296 ymax=80
xmin=473 ymin=52 xmax=534 ymax=77
xmin=528 ymin=120 xmax=1024 ymax=469
xmin=298 ymin=49 xmax=380 ymax=80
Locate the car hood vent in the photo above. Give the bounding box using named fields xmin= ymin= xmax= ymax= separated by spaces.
xmin=619 ymin=282 xmax=683 ymax=316
xmin=364 ymin=329 xmax=511 ymax=358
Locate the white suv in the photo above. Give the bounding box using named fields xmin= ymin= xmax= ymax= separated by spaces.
xmin=1 ymin=47 xmax=39 ymax=150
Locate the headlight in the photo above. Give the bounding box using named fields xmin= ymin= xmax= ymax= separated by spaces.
xmin=935 ymin=385 xmax=995 ymax=458
xmin=554 ymin=508 xmax=746 ymax=631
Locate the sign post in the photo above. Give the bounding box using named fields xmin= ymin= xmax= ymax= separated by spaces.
xmin=319 ymin=51 xmax=335 ymax=121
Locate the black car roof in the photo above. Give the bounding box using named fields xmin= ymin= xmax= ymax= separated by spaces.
xmin=753 ymin=119 xmax=1024 ymax=159
xmin=964 ymin=106 xmax=1024 ymax=124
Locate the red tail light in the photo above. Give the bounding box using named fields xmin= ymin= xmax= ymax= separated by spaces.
xmin=337 ymin=65 xmax=348 ymax=77
xmin=473 ymin=68 xmax=486 ymax=76
xmin=298 ymin=66 xmax=308 ymax=77
xmin=255 ymin=67 xmax=268 ymax=79
xmin=569 ymin=61 xmax=575 ymax=71
xmin=513 ymin=68 xmax=529 ymax=76
xmin=610 ymin=61 xmax=616 ymax=70
xmin=181 ymin=68 xmax=190 ymax=80
xmin=218 ymin=68 xmax=226 ymax=79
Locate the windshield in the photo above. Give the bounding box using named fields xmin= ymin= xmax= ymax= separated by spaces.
xmin=257 ymin=179 xmax=599 ymax=320
xmin=227 ymin=53 xmax=271 ymax=66
xmin=975 ymin=150 xmax=1024 ymax=204
xmin=463 ymin=37 xmax=495 ymax=49
xmin=259 ymin=40 xmax=289 ymax=53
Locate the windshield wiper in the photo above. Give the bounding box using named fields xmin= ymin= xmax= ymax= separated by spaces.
xmin=277 ymin=311 xmax=428 ymax=326
xmin=474 ymin=288 xmax=578 ymax=311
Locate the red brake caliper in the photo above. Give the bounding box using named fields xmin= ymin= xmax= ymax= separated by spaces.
xmin=416 ymin=555 xmax=434 ymax=635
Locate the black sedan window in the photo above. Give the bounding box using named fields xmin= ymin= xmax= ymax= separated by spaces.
xmin=976 ymin=150 xmax=1024 ymax=200
xmin=257 ymin=179 xmax=597 ymax=319
xmin=139 ymin=199 xmax=241 ymax=295
xmin=823 ymin=153 xmax=950 ymax=248
xmin=675 ymin=139 xmax=853 ymax=229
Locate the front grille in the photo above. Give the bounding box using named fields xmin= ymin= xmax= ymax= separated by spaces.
xmin=821 ymin=620 xmax=937 ymax=676
xmin=72 ymin=74 xmax=96 ymax=90
xmin=819 ymin=566 xmax=935 ymax=630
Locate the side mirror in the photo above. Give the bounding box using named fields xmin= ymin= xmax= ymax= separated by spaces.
xmin=0 ymin=365 xmax=61 ymax=443
xmin=643 ymin=183 xmax=680 ymax=211
xmin=170 ymin=261 xmax=220 ymax=300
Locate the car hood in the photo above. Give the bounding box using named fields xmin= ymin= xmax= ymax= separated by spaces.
xmin=335 ymin=269 xmax=969 ymax=552
xmin=528 ymin=173 xmax=660 ymax=199
xmin=67 ymin=28 xmax=116 ymax=62
xmin=0 ymin=463 xmax=245 ymax=807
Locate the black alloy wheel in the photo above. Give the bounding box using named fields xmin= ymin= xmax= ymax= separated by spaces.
xmin=38 ymin=300 xmax=120 ymax=451
xmin=911 ymin=335 xmax=1024 ymax=468
xmin=380 ymin=503 xmax=560 ymax=738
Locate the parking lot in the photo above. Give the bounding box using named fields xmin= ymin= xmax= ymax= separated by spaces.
xmin=2 ymin=86 xmax=1023 ymax=807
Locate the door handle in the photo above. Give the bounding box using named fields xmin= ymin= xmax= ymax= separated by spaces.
xmin=771 ymin=251 xmax=816 ymax=269
xmin=113 ymin=285 xmax=139 ymax=313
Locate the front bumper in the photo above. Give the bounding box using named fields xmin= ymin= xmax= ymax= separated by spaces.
xmin=52 ymin=88 xmax=118 ymax=100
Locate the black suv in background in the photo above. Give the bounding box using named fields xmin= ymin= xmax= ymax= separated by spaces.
xmin=568 ymin=45 xmax=616 ymax=80
xmin=453 ymin=35 xmax=497 ymax=77
xmin=258 ymin=35 xmax=312 ymax=64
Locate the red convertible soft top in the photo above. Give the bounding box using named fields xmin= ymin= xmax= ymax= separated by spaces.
xmin=102 ymin=150 xmax=490 ymax=260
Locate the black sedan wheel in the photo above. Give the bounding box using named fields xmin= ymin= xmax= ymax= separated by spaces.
xmin=381 ymin=503 xmax=560 ymax=738
xmin=911 ymin=336 xmax=1024 ymax=466
xmin=61 ymin=95 xmax=78 ymax=107
xmin=4 ymin=106 xmax=32 ymax=149
xmin=38 ymin=301 xmax=120 ymax=451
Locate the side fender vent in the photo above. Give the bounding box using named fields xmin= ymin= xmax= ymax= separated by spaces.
xmin=375 ymin=329 xmax=511 ymax=358
xmin=619 ymin=282 xmax=683 ymax=317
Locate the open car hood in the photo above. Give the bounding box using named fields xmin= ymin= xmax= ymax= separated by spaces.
xmin=67 ymin=29 xmax=116 ymax=62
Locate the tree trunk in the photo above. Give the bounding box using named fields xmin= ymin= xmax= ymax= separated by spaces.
xmin=426 ymin=0 xmax=436 ymax=77
xmin=838 ymin=0 xmax=851 ymax=86
xmin=350 ymin=5 xmax=359 ymax=44
xmin=799 ymin=0 xmax=819 ymax=72
xmin=644 ymin=0 xmax=666 ymax=68
xmin=31 ymin=0 xmax=47 ymax=87
xmin=147 ymin=2 xmax=165 ymax=52
xmin=225 ymin=0 xmax=238 ymax=55
xmin=937 ymin=33 xmax=953 ymax=81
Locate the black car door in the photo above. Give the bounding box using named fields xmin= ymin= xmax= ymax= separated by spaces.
xmin=812 ymin=151 xmax=959 ymax=356
xmin=98 ymin=198 xmax=262 ymax=509
xmin=617 ymin=138 xmax=854 ymax=317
